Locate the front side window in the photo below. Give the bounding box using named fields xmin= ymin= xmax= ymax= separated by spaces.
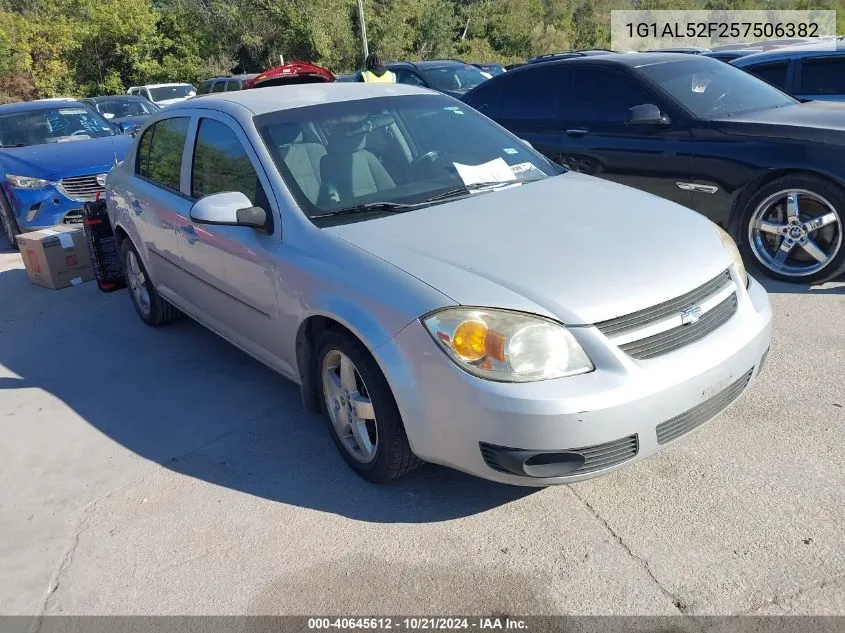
xmin=0 ymin=106 xmax=115 ymax=147
xmin=569 ymin=67 xmax=657 ymax=122
xmin=498 ymin=66 xmax=565 ymax=121
xmin=256 ymin=94 xmax=559 ymax=221
xmin=136 ymin=117 xmax=190 ymax=191
xmin=192 ymin=118 xmax=261 ymax=204
xmin=745 ymin=61 xmax=790 ymax=91
xmin=149 ymin=85 xmax=196 ymax=101
xmin=799 ymin=56 xmax=845 ymax=95
xmin=638 ymin=57 xmax=795 ymax=118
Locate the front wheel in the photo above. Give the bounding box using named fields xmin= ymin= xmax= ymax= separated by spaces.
xmin=739 ymin=175 xmax=845 ymax=283
xmin=0 ymin=194 xmax=20 ymax=251
xmin=316 ymin=329 xmax=421 ymax=483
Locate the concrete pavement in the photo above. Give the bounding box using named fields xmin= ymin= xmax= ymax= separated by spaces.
xmin=0 ymin=245 xmax=842 ymax=617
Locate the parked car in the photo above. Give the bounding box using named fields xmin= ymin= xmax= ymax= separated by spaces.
xmin=81 ymin=95 xmax=161 ymax=133
xmin=472 ymin=63 xmax=506 ymax=76
xmin=387 ymin=60 xmax=490 ymax=98
xmin=462 ymin=53 xmax=845 ymax=283
xmin=0 ymin=100 xmax=133 ymax=248
xmin=128 ymin=83 xmax=197 ymax=106
xmin=243 ymin=62 xmax=335 ymax=89
xmin=105 ymin=83 xmax=771 ymax=485
xmin=731 ymin=40 xmax=845 ymax=102
xmin=702 ymin=50 xmax=757 ymax=63
xmin=198 ymin=74 xmax=259 ymax=94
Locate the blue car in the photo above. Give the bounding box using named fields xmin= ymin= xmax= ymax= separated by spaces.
xmin=731 ymin=39 xmax=845 ymax=102
xmin=0 ymin=99 xmax=134 ymax=249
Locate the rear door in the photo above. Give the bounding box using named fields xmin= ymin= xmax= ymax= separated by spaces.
xmin=553 ymin=64 xmax=694 ymax=207
xmin=177 ymin=112 xmax=282 ymax=363
xmin=794 ymin=54 xmax=845 ymax=102
xmin=739 ymin=59 xmax=793 ymax=93
xmin=128 ymin=116 xmax=193 ymax=299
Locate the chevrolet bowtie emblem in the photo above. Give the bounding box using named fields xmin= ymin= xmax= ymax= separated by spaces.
xmin=680 ymin=305 xmax=703 ymax=326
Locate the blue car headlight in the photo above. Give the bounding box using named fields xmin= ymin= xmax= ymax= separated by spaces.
xmin=6 ymin=174 xmax=52 ymax=189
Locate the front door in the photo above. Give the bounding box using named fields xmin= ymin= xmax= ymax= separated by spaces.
xmin=176 ymin=113 xmax=284 ymax=368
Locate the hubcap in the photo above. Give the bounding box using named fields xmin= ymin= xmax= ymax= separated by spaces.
xmin=321 ymin=350 xmax=378 ymax=464
xmin=749 ymin=189 xmax=842 ymax=278
xmin=125 ymin=250 xmax=151 ymax=317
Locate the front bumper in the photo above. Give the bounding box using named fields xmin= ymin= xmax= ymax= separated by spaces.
xmin=5 ymin=184 xmax=86 ymax=230
xmin=378 ymin=274 xmax=773 ymax=486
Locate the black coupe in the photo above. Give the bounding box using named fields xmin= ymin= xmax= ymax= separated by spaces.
xmin=462 ymin=53 xmax=845 ymax=283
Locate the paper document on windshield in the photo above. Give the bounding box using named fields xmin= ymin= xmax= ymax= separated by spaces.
xmin=453 ymin=158 xmax=517 ymax=188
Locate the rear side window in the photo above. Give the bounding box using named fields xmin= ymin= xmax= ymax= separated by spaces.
xmin=498 ymin=66 xmax=566 ymax=121
xmin=226 ymin=80 xmax=240 ymax=91
xmin=211 ymin=81 xmax=226 ymax=93
xmin=191 ymin=118 xmax=262 ymax=204
xmin=569 ymin=67 xmax=657 ymax=122
xmin=799 ymin=56 xmax=845 ymax=95
xmin=745 ymin=61 xmax=789 ymax=91
xmin=136 ymin=117 xmax=190 ymax=191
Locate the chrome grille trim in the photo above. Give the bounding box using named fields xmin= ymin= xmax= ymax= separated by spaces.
xmin=619 ymin=293 xmax=738 ymax=360
xmin=595 ymin=270 xmax=733 ymax=338
xmin=57 ymin=174 xmax=105 ymax=202
xmin=656 ymin=369 xmax=753 ymax=445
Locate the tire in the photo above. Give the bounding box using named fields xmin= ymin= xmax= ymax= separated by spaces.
xmin=315 ymin=328 xmax=421 ymax=483
xmin=120 ymin=238 xmax=180 ymax=326
xmin=0 ymin=193 xmax=20 ymax=251
xmin=738 ymin=174 xmax=845 ymax=284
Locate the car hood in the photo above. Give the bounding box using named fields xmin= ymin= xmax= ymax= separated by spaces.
xmin=0 ymin=134 xmax=133 ymax=180
xmin=325 ymin=173 xmax=732 ymax=325
xmin=713 ymin=101 xmax=845 ymax=144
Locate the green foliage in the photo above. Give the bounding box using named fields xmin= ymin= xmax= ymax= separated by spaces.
xmin=0 ymin=0 xmax=841 ymax=100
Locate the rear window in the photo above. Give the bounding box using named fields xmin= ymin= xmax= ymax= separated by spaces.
xmin=799 ymin=56 xmax=845 ymax=95
xmin=136 ymin=117 xmax=190 ymax=191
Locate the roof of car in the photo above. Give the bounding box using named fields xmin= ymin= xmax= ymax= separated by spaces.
xmin=84 ymin=94 xmax=149 ymax=102
xmin=133 ymin=83 xmax=195 ymax=89
xmin=525 ymin=51 xmax=701 ymax=68
xmin=0 ymin=99 xmax=81 ymax=114
xmin=388 ymin=59 xmax=471 ymax=69
xmin=731 ymin=39 xmax=845 ymax=64
xmin=166 ymin=83 xmax=435 ymax=116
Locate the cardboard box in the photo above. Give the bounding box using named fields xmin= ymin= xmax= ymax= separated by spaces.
xmin=15 ymin=226 xmax=95 ymax=290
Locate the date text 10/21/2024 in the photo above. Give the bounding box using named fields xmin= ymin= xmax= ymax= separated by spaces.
xmin=307 ymin=618 xmax=528 ymax=630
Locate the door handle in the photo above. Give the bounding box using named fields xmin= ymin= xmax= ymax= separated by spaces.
xmin=179 ymin=225 xmax=199 ymax=245
xmin=131 ymin=199 xmax=143 ymax=216
xmin=565 ymin=128 xmax=589 ymax=137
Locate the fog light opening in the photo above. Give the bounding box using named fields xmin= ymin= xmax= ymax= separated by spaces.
xmin=522 ymin=452 xmax=585 ymax=478
xmin=26 ymin=203 xmax=41 ymax=222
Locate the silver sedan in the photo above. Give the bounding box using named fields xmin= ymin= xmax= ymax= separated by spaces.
xmin=106 ymin=83 xmax=772 ymax=485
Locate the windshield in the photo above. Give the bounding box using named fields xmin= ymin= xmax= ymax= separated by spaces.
xmin=638 ymin=57 xmax=796 ymax=118
xmin=420 ymin=66 xmax=489 ymax=93
xmin=148 ymin=85 xmax=196 ymax=101
xmin=93 ymin=98 xmax=159 ymax=119
xmin=0 ymin=106 xmax=115 ymax=147
xmin=256 ymin=94 xmax=559 ymax=221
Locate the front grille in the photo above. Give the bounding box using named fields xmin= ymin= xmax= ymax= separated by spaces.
xmin=596 ymin=270 xmax=732 ymax=338
xmin=480 ymin=434 xmax=639 ymax=477
xmin=57 ymin=174 xmax=105 ymax=202
xmin=62 ymin=209 xmax=83 ymax=224
xmin=656 ymin=369 xmax=753 ymax=445
xmin=619 ymin=293 xmax=738 ymax=360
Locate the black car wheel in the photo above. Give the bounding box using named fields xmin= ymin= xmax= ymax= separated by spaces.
xmin=740 ymin=175 xmax=845 ymax=284
xmin=0 ymin=194 xmax=20 ymax=251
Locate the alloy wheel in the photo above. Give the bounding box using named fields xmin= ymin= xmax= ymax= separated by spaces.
xmin=125 ymin=250 xmax=151 ymax=317
xmin=322 ymin=349 xmax=378 ymax=464
xmin=748 ymin=189 xmax=842 ymax=279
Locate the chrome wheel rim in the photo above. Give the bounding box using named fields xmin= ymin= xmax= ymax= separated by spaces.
xmin=748 ymin=189 xmax=842 ymax=278
xmin=125 ymin=250 xmax=151 ymax=317
xmin=322 ymin=350 xmax=378 ymax=464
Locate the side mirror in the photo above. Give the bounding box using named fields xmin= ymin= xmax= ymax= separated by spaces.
xmin=189 ymin=191 xmax=268 ymax=231
xmin=118 ymin=121 xmax=138 ymax=135
xmin=626 ymin=103 xmax=671 ymax=126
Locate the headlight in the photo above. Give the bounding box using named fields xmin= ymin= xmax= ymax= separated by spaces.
xmin=422 ymin=308 xmax=593 ymax=382
xmin=6 ymin=174 xmax=51 ymax=189
xmin=715 ymin=224 xmax=748 ymax=288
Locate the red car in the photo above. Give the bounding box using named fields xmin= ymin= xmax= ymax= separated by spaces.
xmin=243 ymin=62 xmax=335 ymax=89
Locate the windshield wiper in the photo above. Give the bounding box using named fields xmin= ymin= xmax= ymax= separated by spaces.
xmin=426 ymin=178 xmax=545 ymax=203
xmin=311 ymin=201 xmax=420 ymax=219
